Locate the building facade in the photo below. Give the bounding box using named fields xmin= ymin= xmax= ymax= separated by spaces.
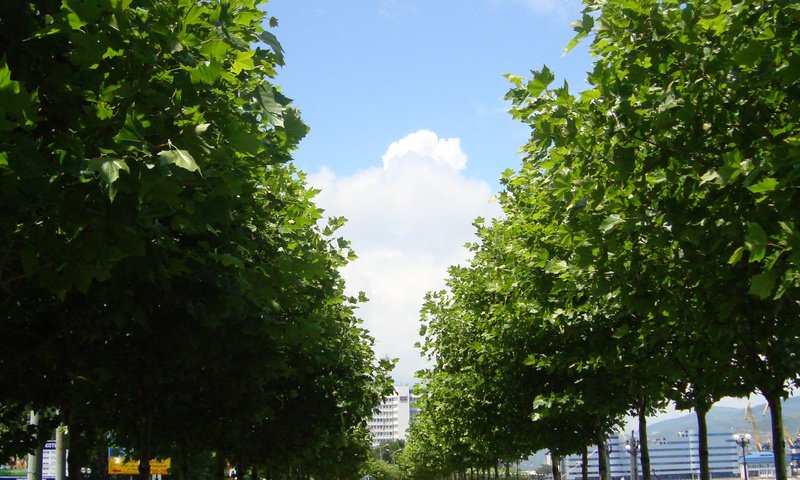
xmin=368 ymin=385 xmax=420 ymax=446
xmin=565 ymin=431 xmax=740 ymax=480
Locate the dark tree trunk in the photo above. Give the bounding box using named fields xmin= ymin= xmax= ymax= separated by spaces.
xmin=763 ymin=390 xmax=788 ymax=480
xmin=67 ymin=410 xmax=86 ymax=480
xmin=582 ymin=446 xmax=589 ymax=480
xmin=696 ymin=407 xmax=710 ymax=480
xmin=597 ymin=436 xmax=611 ymax=480
xmin=552 ymin=455 xmax=561 ymax=480
xmin=178 ymin=436 xmax=189 ymax=480
xmin=92 ymin=434 xmax=110 ymax=480
xmin=215 ymin=452 xmax=226 ymax=480
xmin=638 ymin=401 xmax=651 ymax=480
xmin=137 ymin=413 xmax=153 ymax=480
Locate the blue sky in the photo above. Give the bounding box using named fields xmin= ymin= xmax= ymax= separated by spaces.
xmin=268 ymin=0 xmax=592 ymax=188
xmin=267 ymin=0 xmax=594 ymax=385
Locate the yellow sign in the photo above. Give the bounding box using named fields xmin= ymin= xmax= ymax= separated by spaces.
xmin=108 ymin=457 xmax=171 ymax=475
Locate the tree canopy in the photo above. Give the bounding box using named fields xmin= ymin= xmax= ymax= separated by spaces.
xmin=0 ymin=0 xmax=392 ymax=478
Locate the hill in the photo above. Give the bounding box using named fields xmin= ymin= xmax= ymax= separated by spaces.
xmin=647 ymin=396 xmax=800 ymax=441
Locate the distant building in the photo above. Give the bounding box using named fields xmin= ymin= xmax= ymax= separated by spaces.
xmin=740 ymin=451 xmax=778 ymax=479
xmin=368 ymin=385 xmax=420 ymax=446
xmin=565 ymin=431 xmax=740 ymax=480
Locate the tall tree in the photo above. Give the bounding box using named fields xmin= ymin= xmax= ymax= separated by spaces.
xmin=0 ymin=1 xmax=391 ymax=476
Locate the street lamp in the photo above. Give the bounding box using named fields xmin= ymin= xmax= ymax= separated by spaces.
xmin=733 ymin=433 xmax=752 ymax=480
xmin=626 ymin=431 xmax=640 ymax=480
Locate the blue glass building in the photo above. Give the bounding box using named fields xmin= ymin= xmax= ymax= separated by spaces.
xmin=565 ymin=431 xmax=740 ymax=480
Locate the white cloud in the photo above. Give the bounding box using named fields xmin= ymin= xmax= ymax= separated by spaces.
xmin=308 ymin=130 xmax=501 ymax=384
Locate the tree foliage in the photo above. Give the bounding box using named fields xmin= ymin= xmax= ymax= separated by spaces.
xmin=0 ymin=0 xmax=391 ymax=477
xmin=405 ymin=1 xmax=800 ymax=479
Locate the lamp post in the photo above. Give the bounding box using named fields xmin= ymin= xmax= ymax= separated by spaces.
xmin=733 ymin=433 xmax=752 ymax=480
xmin=626 ymin=431 xmax=640 ymax=480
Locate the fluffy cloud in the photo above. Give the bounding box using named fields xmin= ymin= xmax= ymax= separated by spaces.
xmin=308 ymin=130 xmax=501 ymax=383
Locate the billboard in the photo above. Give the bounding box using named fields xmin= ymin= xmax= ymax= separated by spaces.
xmin=0 ymin=458 xmax=26 ymax=480
xmin=108 ymin=457 xmax=171 ymax=475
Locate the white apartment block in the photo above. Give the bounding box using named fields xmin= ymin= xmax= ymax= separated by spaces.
xmin=368 ymin=385 xmax=420 ymax=446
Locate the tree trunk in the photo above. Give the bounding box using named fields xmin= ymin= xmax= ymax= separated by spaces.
xmin=695 ymin=407 xmax=710 ymax=480
xmin=67 ymin=410 xmax=86 ymax=480
xmin=92 ymin=433 xmax=110 ymax=480
xmin=215 ymin=452 xmax=226 ymax=480
xmin=582 ymin=446 xmax=589 ymax=480
xmin=638 ymin=402 xmax=651 ymax=480
xmin=597 ymin=436 xmax=611 ymax=480
xmin=505 ymin=462 xmax=510 ymax=480
xmin=763 ymin=390 xmax=788 ymax=480
xmin=552 ymin=455 xmax=561 ymax=480
xmin=494 ymin=464 xmax=499 ymax=480
xmin=178 ymin=436 xmax=189 ymax=480
xmin=137 ymin=413 xmax=153 ymax=480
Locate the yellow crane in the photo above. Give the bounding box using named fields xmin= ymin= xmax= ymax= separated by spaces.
xmin=761 ymin=404 xmax=796 ymax=449
xmin=745 ymin=403 xmax=765 ymax=451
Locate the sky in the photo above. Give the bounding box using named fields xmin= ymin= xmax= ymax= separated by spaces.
xmin=267 ymin=0 xmax=593 ymax=386
xmin=262 ymin=0 xmax=780 ymax=424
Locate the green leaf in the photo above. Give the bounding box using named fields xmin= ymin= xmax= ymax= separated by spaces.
xmin=87 ymin=157 xmax=129 ymax=185
xmin=254 ymin=85 xmax=284 ymax=127
xmin=527 ymin=66 xmax=555 ymax=97
xmin=728 ymin=246 xmax=745 ymax=265
xmin=700 ymin=169 xmax=720 ymax=185
xmin=734 ymin=41 xmax=765 ymax=67
xmin=612 ymin=324 xmax=630 ymax=340
xmin=231 ymin=50 xmax=255 ymax=74
xmin=0 ymin=56 xmax=39 ymax=131
xmin=564 ymin=13 xmax=593 ymax=55
xmin=600 ymin=214 xmax=624 ymax=234
xmin=200 ymin=40 xmax=230 ymax=61
xmin=748 ymin=270 xmax=776 ymax=299
xmin=745 ymin=222 xmax=768 ymax=262
xmin=219 ymin=254 xmax=244 ymax=268
xmin=580 ymin=89 xmax=601 ymax=102
xmin=190 ymin=60 xmax=223 ymax=84
xmin=259 ymin=31 xmax=285 ymax=65
xmin=747 ymin=177 xmax=779 ymax=194
xmin=158 ymin=148 xmax=201 ymax=173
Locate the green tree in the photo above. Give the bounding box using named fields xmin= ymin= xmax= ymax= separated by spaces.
xmin=0 ymin=2 xmax=391 ymax=479
xmin=504 ymin=2 xmax=800 ymax=480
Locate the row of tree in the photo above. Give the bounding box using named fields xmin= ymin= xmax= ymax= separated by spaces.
xmin=0 ymin=0 xmax=392 ymax=479
xmin=402 ymin=1 xmax=799 ymax=480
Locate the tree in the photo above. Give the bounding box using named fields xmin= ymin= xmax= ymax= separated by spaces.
xmin=0 ymin=1 xmax=391 ymax=477
xmin=504 ymin=2 xmax=800 ymax=480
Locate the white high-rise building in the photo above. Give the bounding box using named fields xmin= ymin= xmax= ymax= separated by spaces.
xmin=368 ymin=385 xmax=420 ymax=446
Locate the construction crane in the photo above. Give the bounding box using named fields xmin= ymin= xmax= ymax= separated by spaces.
xmin=745 ymin=403 xmax=765 ymax=451
xmin=762 ymin=405 xmax=796 ymax=449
